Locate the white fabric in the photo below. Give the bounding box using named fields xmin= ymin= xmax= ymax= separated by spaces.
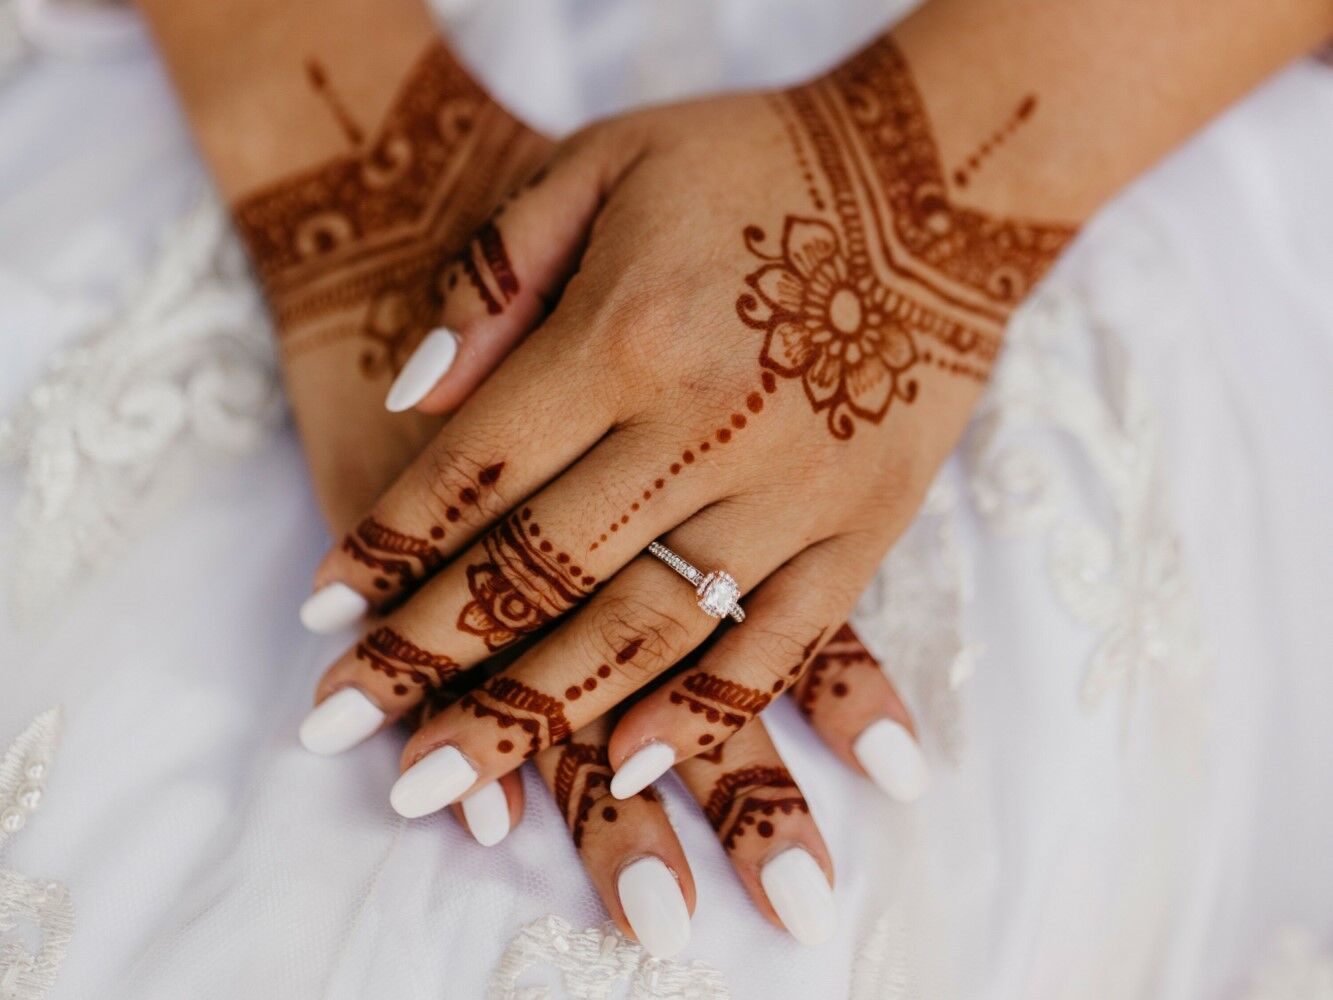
xmin=1 ymin=2 xmax=1331 ymax=998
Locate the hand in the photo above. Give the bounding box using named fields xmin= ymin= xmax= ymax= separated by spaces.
xmin=232 ymin=33 xmax=930 ymax=952
xmin=300 ymin=36 xmax=1060 ymax=815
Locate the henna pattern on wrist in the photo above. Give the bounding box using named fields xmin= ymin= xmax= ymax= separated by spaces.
xmin=951 ymin=95 xmax=1037 ymax=189
xmin=460 ymin=676 xmax=571 ymax=760
xmin=233 ymin=42 xmax=545 ymax=373
xmin=792 ymin=624 xmax=878 ymax=717
xmin=355 ymin=626 xmax=461 ymax=696
xmin=705 ymin=766 xmax=809 ymax=851
xmin=737 ymin=37 xmax=1075 ymax=439
xmin=458 ymin=507 xmax=597 ymax=650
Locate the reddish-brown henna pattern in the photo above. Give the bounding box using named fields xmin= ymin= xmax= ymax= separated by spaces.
xmin=792 ymin=624 xmax=879 ymax=716
xmin=738 ymin=38 xmax=1075 ymax=439
xmin=340 ymin=461 xmax=504 ymax=599
xmin=552 ymin=741 xmax=656 ymax=848
xmin=458 ymin=507 xmax=597 ymax=650
xmin=355 ymin=627 xmax=462 ymax=696
xmin=705 ymin=766 xmax=809 ymax=851
xmin=952 ymin=95 xmax=1038 ymax=189
xmin=460 ymin=676 xmax=572 ymax=759
xmin=669 ymin=672 xmax=773 ymax=734
xmin=232 ymin=42 xmax=545 ymax=373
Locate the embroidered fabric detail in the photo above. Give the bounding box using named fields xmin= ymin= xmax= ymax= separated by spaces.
xmin=0 ymin=194 xmax=282 ymax=625
xmin=0 ymin=709 xmax=73 ymax=1000
xmin=488 ymin=915 xmax=731 ymax=1000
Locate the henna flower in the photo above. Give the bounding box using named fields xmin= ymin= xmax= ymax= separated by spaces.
xmin=739 ymin=217 xmax=917 ymax=438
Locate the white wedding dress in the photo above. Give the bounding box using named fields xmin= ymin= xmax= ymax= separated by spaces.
xmin=1 ymin=2 xmax=1331 ymax=998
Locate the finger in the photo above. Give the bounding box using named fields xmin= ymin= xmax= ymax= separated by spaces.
xmin=386 ymin=499 xmax=794 ymax=818
xmin=451 ymin=774 xmax=525 ymax=848
xmin=791 ymin=623 xmax=930 ymax=803
xmin=606 ymin=535 xmax=876 ymax=794
xmin=532 ymin=716 xmax=695 ymax=958
xmin=674 ymin=719 xmax=836 ymax=947
xmin=304 ymin=428 xmax=727 ymax=744
xmin=384 ymin=125 xmax=644 ymax=415
xmin=299 ymin=307 xmax=625 ymax=633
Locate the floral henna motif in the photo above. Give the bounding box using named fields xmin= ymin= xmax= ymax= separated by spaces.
xmin=738 ymin=37 xmax=1075 ymax=439
xmin=232 ymin=42 xmax=545 ymax=373
xmin=704 ymin=766 xmax=809 ymax=851
xmin=458 ymin=507 xmax=597 ymax=650
xmin=460 ymin=677 xmax=572 ymax=759
xmin=792 ymin=624 xmax=879 ymax=716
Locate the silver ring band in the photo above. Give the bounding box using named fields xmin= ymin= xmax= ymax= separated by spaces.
xmin=646 ymin=541 xmax=745 ymax=623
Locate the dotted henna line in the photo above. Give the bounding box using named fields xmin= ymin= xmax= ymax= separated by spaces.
xmin=952 ymin=95 xmax=1037 ymax=189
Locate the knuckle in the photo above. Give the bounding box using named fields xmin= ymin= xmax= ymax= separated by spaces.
xmin=421 ymin=447 xmax=511 ymax=528
xmin=581 ymin=590 xmax=696 ymax=683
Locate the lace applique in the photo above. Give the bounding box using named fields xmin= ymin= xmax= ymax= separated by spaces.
xmin=1241 ymin=926 xmax=1333 ymax=1000
xmin=488 ymin=915 xmax=731 ymax=1000
xmin=0 ymin=709 xmax=73 ymax=1000
xmin=966 ymin=282 xmax=1210 ymax=714
xmin=0 ymin=193 xmax=282 ymax=625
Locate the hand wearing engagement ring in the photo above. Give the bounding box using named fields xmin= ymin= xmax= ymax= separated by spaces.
xmin=646 ymin=541 xmax=746 ymax=623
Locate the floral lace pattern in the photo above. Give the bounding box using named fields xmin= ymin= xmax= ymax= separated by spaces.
xmin=488 ymin=916 xmax=731 ymax=999
xmin=0 ymin=193 xmax=282 ymax=626
xmin=0 ymin=709 xmax=72 ymax=1000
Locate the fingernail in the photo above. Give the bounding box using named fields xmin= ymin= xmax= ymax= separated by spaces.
xmin=617 ymin=857 xmax=692 ymax=959
xmin=390 ymin=745 xmax=477 ymax=818
xmin=760 ymin=848 xmax=836 ymax=947
xmin=461 ymin=781 xmax=511 ymax=846
xmin=299 ymin=688 xmax=385 ymax=755
xmin=610 ymin=742 xmax=675 ymax=800
xmin=385 ymin=326 xmax=460 ymax=412
xmin=299 ymin=582 xmax=369 ymax=633
xmin=852 ymin=719 xmax=931 ymax=803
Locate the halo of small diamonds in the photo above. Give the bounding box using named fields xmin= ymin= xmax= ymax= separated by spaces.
xmin=646 ymin=542 xmax=745 ymax=623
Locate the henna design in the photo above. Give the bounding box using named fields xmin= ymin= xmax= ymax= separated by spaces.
xmin=459 ymin=220 xmax=520 ymax=315
xmin=952 ymin=95 xmax=1037 ymax=189
xmin=340 ymin=461 xmax=503 ymax=598
xmin=551 ymin=740 xmax=656 ymax=848
xmin=233 ymin=42 xmax=544 ymax=373
xmin=460 ymin=676 xmax=571 ymax=759
xmin=705 ymin=766 xmax=809 ymax=851
xmin=668 ymin=671 xmax=774 ymax=754
xmin=355 ymin=627 xmax=461 ymax=696
xmin=458 ymin=507 xmax=597 ymax=650
xmin=793 ymin=624 xmax=879 ymax=716
xmin=738 ymin=38 xmax=1075 ymax=439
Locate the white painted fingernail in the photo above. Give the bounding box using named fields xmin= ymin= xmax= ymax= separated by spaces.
xmin=853 ymin=719 xmax=931 ymax=803
xmin=618 ymin=857 xmax=692 ymax=959
xmin=760 ymin=848 xmax=836 ymax=947
xmin=461 ymin=781 xmax=511 ymax=846
xmin=299 ymin=688 xmax=386 ymax=755
xmin=385 ymin=326 xmax=460 ymax=412
xmin=390 ymin=745 xmax=478 ymax=818
xmin=299 ymin=582 xmax=369 ymax=633
xmin=611 ymin=742 xmax=675 ymax=800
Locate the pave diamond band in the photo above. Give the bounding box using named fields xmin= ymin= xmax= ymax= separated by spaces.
xmin=646 ymin=541 xmax=745 ymax=623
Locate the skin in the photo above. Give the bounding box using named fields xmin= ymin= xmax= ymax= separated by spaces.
xmin=295 ymin=0 xmax=1331 ymax=806
xmin=136 ymin=0 xmax=919 ymax=946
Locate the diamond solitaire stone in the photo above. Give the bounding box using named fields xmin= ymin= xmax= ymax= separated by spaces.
xmin=696 ymin=572 xmax=740 ymax=619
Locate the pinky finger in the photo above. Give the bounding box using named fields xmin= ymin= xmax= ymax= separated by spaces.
xmin=792 ymin=624 xmax=931 ymax=803
xmin=674 ymin=720 xmax=837 ymax=947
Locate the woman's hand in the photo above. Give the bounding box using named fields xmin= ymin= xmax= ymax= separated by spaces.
xmin=301 ymin=35 xmax=1066 ymax=814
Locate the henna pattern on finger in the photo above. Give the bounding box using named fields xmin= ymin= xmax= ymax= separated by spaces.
xmin=552 ymin=741 xmax=657 ymax=848
xmin=459 ymin=677 xmax=571 ymax=759
xmin=340 ymin=461 xmax=504 ymax=600
xmin=458 ymin=507 xmax=597 ymax=650
xmin=705 ymin=766 xmax=809 ymax=851
xmin=737 ymin=38 xmax=1075 ymax=439
xmin=669 ymin=673 xmax=772 ymax=735
xmin=792 ymin=624 xmax=879 ymax=717
xmin=355 ymin=627 xmax=462 ymax=696
xmin=233 ymin=42 xmax=546 ymax=373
